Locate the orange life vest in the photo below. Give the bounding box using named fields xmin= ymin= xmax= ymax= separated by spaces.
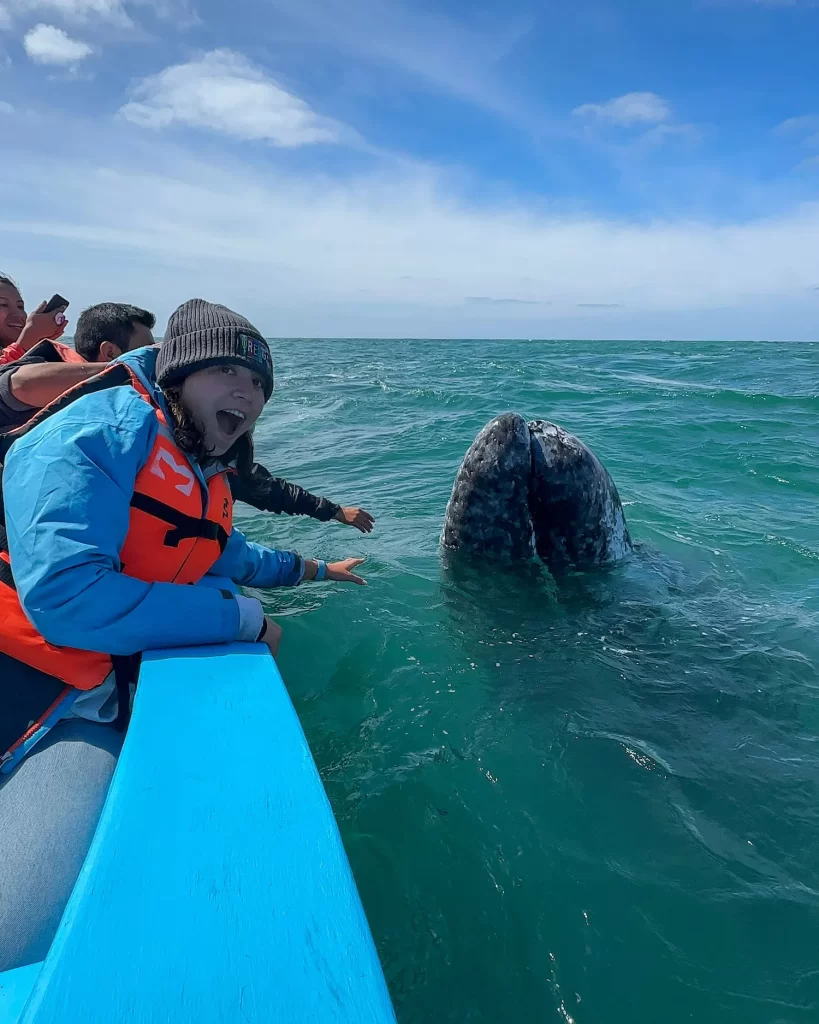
xmin=0 ymin=363 xmax=233 ymax=691
xmin=0 ymin=336 xmax=87 ymax=369
xmin=6 ymin=338 xmax=89 ymax=365
xmin=44 ymin=339 xmax=88 ymax=364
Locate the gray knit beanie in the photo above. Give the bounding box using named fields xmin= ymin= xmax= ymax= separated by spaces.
xmin=156 ymin=299 xmax=274 ymax=400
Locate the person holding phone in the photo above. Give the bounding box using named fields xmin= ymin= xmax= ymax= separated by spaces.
xmin=0 ymin=300 xmax=154 ymax=434
xmin=0 ymin=275 xmax=69 ymax=365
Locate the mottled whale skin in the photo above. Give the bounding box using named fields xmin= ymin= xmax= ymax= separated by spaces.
xmin=441 ymin=413 xmax=632 ymax=570
xmin=440 ymin=414 xmax=535 ymax=562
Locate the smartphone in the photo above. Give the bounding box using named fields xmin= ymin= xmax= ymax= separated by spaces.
xmin=42 ymin=293 xmax=70 ymax=315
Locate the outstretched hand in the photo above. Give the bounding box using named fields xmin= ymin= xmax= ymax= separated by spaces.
xmin=326 ymin=557 xmax=367 ymax=585
xmin=334 ymin=507 xmax=375 ymax=534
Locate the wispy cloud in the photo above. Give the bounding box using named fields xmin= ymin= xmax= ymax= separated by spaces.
xmin=466 ymin=297 xmax=548 ymax=306
xmin=573 ymin=92 xmax=670 ymax=126
xmin=2 ymin=0 xmax=193 ymax=28
xmin=259 ymin=0 xmax=533 ymax=124
xmin=775 ymin=115 xmax=819 ymax=134
xmin=774 ymin=115 xmax=819 ymax=171
xmin=6 ymin=0 xmax=132 ymax=26
xmin=119 ymin=50 xmax=350 ymax=146
xmin=3 ymin=141 xmax=818 ymax=337
xmin=571 ymin=91 xmax=702 ymax=156
xmin=639 ymin=123 xmax=702 ymax=144
xmin=23 ymin=23 xmax=93 ymax=63
xmin=775 ymin=114 xmax=819 ymax=148
xmin=3 ymin=0 xmax=818 ymax=340
xmin=0 ymin=100 xmax=14 ymax=113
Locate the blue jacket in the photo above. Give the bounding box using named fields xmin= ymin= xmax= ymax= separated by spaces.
xmin=2 ymin=346 xmax=301 ymax=658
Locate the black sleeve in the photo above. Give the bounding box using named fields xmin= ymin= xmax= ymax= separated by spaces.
xmin=0 ymin=360 xmax=42 ymax=434
xmin=229 ymin=462 xmax=342 ymax=521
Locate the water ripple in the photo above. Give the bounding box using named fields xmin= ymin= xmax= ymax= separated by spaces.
xmin=256 ymin=339 xmax=819 ymax=1024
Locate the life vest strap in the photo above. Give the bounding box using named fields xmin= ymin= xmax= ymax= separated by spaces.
xmin=129 ymin=492 xmax=229 ymax=551
xmin=0 ymin=552 xmax=16 ymax=591
xmin=112 ymin=653 xmax=141 ymax=733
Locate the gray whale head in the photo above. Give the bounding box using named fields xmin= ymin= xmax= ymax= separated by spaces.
xmin=441 ymin=412 xmax=632 ymax=570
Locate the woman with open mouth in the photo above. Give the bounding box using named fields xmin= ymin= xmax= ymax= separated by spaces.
xmin=0 ymin=298 xmax=366 ymax=972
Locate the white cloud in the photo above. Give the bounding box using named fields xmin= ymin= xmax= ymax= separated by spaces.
xmin=573 ymin=92 xmax=671 ymax=126
xmin=775 ymin=115 xmax=819 ymax=149
xmin=775 ymin=115 xmax=819 ymax=135
xmin=119 ymin=50 xmax=349 ymax=146
xmin=3 ymin=0 xmax=129 ymax=27
xmin=638 ymin=122 xmax=703 ymax=146
xmin=2 ymin=144 xmax=818 ymax=340
xmin=466 ymin=297 xmax=548 ymax=306
xmin=23 ymin=0 xmax=125 ymax=17
xmin=23 ymin=23 xmax=93 ymax=63
xmin=0 ymin=100 xmax=14 ymax=113
xmin=1 ymin=0 xmax=192 ymax=28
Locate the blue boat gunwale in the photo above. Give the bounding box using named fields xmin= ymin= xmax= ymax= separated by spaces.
xmin=1 ymin=638 xmax=395 ymax=1024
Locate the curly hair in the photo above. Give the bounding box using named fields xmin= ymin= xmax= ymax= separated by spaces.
xmin=162 ymin=387 xmax=253 ymax=474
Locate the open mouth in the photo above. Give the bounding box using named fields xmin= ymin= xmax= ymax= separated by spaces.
xmin=215 ymin=408 xmax=246 ymax=437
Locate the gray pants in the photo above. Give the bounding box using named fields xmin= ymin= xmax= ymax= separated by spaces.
xmin=0 ymin=719 xmax=123 ymax=972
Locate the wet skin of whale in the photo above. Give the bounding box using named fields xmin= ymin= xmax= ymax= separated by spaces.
xmin=441 ymin=412 xmax=632 ymax=570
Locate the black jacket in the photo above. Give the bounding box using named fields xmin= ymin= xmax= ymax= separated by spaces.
xmin=0 ymin=340 xmax=87 ymax=434
xmin=229 ymin=462 xmax=341 ymax=521
xmin=0 ymin=353 xmax=54 ymax=433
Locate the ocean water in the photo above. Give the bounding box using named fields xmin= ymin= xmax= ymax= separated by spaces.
xmin=240 ymin=339 xmax=819 ymax=1024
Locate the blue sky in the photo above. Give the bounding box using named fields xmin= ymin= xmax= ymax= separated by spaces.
xmin=1 ymin=0 xmax=818 ymax=339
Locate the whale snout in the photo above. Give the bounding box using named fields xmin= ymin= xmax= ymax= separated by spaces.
xmin=442 ymin=413 xmax=632 ymax=569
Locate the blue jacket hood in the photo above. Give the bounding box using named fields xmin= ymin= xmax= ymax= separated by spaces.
xmin=112 ymin=344 xmax=165 ymax=406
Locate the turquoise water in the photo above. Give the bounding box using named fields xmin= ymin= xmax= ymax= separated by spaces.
xmin=241 ymin=340 xmax=819 ymax=1024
